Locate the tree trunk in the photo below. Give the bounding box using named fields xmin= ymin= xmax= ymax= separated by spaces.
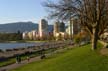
xmin=91 ymin=28 xmax=98 ymax=50
xmin=70 ymin=18 xmax=72 ymax=40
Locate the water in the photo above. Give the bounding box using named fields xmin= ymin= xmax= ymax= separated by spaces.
xmin=0 ymin=42 xmax=43 ymax=50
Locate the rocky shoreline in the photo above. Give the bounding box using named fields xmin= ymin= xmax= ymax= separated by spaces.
xmin=0 ymin=41 xmax=74 ymax=62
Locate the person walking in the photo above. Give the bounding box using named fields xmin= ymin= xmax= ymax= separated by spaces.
xmin=16 ymin=55 xmax=19 ymax=63
xmin=27 ymin=56 xmax=30 ymax=62
xmin=40 ymin=48 xmax=46 ymax=59
xmin=16 ymin=54 xmax=21 ymax=64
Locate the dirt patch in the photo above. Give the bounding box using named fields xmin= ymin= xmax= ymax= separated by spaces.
xmin=100 ymin=48 xmax=108 ymax=56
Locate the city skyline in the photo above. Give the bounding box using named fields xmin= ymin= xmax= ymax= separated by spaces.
xmin=0 ymin=0 xmax=48 ymax=24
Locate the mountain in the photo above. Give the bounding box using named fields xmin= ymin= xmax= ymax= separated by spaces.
xmin=0 ymin=22 xmax=53 ymax=33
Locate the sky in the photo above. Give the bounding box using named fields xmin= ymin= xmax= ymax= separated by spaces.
xmin=0 ymin=0 xmax=49 ymax=24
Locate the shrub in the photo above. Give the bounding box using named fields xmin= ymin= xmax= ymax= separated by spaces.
xmin=74 ymin=34 xmax=81 ymax=46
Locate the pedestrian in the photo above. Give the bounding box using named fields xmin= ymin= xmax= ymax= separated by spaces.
xmin=16 ymin=55 xmax=19 ymax=63
xmin=16 ymin=54 xmax=21 ymax=64
xmin=18 ymin=56 xmax=21 ymax=63
xmin=40 ymin=48 xmax=46 ymax=59
xmin=27 ymin=56 xmax=30 ymax=62
xmin=40 ymin=54 xmax=45 ymax=59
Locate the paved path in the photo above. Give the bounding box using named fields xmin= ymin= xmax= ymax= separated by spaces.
xmin=0 ymin=45 xmax=74 ymax=71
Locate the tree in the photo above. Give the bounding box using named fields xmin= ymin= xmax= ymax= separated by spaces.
xmin=43 ymin=0 xmax=108 ymax=50
xmin=74 ymin=34 xmax=81 ymax=46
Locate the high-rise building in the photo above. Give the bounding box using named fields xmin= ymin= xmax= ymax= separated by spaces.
xmin=53 ymin=21 xmax=59 ymax=36
xmin=66 ymin=18 xmax=80 ymax=36
xmin=59 ymin=22 xmax=65 ymax=32
xmin=38 ymin=19 xmax=48 ymax=38
xmin=53 ymin=21 xmax=66 ymax=40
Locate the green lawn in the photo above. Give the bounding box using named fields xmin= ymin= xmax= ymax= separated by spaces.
xmin=0 ymin=58 xmax=15 ymax=67
xmin=11 ymin=43 xmax=108 ymax=71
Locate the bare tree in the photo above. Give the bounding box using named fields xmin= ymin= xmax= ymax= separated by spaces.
xmin=43 ymin=0 xmax=108 ymax=50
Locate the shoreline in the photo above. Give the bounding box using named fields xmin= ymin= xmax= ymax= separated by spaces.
xmin=0 ymin=41 xmax=73 ymax=68
xmin=0 ymin=41 xmax=73 ymax=57
xmin=0 ymin=40 xmax=47 ymax=43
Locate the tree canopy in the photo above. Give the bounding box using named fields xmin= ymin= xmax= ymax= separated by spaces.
xmin=43 ymin=0 xmax=108 ymax=50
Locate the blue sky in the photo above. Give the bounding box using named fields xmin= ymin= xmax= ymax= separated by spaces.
xmin=0 ymin=0 xmax=49 ymax=24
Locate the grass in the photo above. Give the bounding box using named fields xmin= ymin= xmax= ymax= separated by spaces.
xmin=0 ymin=58 xmax=15 ymax=67
xmin=11 ymin=43 xmax=108 ymax=71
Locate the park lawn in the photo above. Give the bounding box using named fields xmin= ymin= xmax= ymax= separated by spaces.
xmin=0 ymin=58 xmax=15 ymax=67
xmin=11 ymin=43 xmax=108 ymax=71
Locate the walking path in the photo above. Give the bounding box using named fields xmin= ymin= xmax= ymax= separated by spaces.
xmin=0 ymin=46 xmax=74 ymax=71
